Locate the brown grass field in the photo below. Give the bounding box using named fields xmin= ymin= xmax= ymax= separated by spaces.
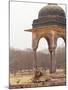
xmin=9 ymin=69 xmax=66 ymax=89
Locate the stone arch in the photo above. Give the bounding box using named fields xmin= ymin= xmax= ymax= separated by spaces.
xmin=56 ymin=37 xmax=65 ymax=48
xmin=36 ymin=37 xmax=49 ymax=69
xmin=33 ymin=36 xmax=48 ymax=70
xmin=36 ymin=37 xmax=49 ymax=51
xmin=32 ymin=35 xmax=48 ymax=51
xmin=56 ymin=37 xmax=65 ymax=70
xmin=57 ymin=33 xmax=66 ymax=43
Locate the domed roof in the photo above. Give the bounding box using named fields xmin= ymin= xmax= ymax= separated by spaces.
xmin=32 ymin=4 xmax=66 ymax=28
xmin=38 ymin=4 xmax=65 ymax=18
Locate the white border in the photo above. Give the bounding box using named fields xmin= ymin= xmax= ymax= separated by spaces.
xmin=0 ymin=0 xmax=68 ymax=90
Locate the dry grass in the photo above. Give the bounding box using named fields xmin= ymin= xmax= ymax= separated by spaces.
xmin=9 ymin=69 xmax=66 ymax=88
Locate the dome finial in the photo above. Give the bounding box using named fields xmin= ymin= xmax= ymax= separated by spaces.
xmin=48 ymin=3 xmax=57 ymax=5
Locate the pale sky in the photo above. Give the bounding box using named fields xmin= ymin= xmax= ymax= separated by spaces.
xmin=10 ymin=2 xmax=65 ymax=50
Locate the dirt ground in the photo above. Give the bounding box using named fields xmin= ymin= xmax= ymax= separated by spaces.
xmin=9 ymin=69 xmax=66 ymax=89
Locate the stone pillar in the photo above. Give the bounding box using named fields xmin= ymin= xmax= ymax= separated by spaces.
xmin=47 ymin=31 xmax=57 ymax=73
xmin=33 ymin=49 xmax=37 ymax=72
xmin=33 ymin=49 xmax=42 ymax=78
xmin=50 ymin=50 xmax=56 ymax=73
